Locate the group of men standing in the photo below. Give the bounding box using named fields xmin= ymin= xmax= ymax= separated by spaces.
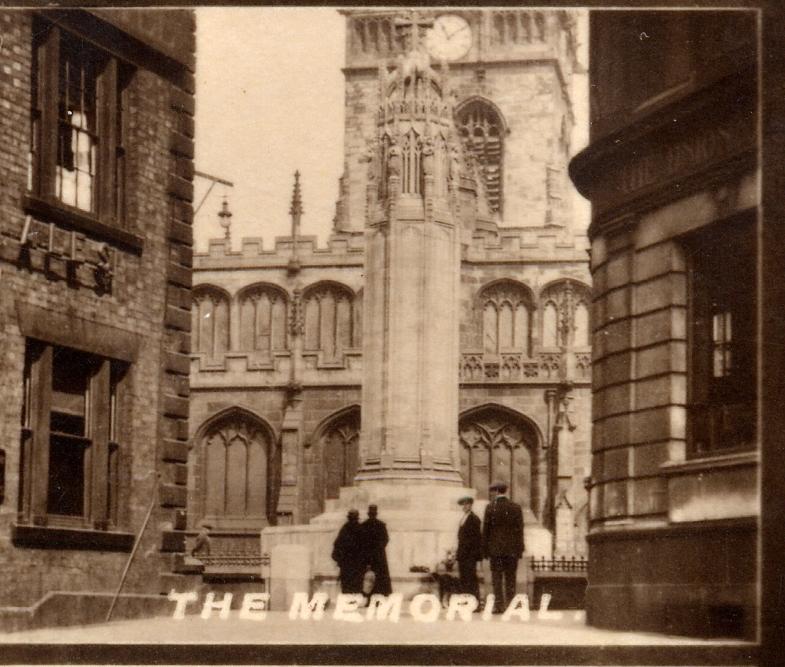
xmin=331 ymin=504 xmax=392 ymax=597
xmin=457 ymin=481 xmax=524 ymax=613
xmin=331 ymin=482 xmax=524 ymax=614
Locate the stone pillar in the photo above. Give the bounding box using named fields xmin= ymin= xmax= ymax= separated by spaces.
xmin=269 ymin=544 xmax=311 ymax=611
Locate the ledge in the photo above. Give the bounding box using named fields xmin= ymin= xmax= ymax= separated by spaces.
xmin=23 ymin=194 xmax=143 ymax=254
xmin=661 ymin=449 xmax=759 ymax=476
xmin=587 ymin=516 xmax=757 ymax=543
xmin=11 ymin=523 xmax=134 ymax=551
xmin=16 ymin=301 xmax=142 ymax=363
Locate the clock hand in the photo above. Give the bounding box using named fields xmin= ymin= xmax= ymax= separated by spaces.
xmin=447 ymin=25 xmax=469 ymax=40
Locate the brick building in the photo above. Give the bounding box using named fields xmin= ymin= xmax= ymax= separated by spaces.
xmin=0 ymin=9 xmax=195 ymax=628
xmin=569 ymin=10 xmax=758 ymax=638
xmin=190 ymin=9 xmax=591 ymax=596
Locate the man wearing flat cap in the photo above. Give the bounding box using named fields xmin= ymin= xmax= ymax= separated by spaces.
xmin=482 ymin=481 xmax=524 ymax=613
xmin=456 ymin=496 xmax=482 ymax=603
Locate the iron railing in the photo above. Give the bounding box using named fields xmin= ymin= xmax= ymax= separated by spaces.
xmin=529 ymin=555 xmax=587 ymax=573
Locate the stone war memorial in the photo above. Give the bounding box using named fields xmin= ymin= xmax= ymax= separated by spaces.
xmin=188 ymin=8 xmax=592 ymax=607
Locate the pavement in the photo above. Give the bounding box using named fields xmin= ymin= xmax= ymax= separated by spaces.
xmin=0 ymin=609 xmax=744 ymax=645
xmin=0 ymin=610 xmax=759 ymax=667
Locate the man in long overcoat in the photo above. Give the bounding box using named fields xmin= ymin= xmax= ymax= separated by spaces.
xmin=482 ymin=481 xmax=524 ymax=613
xmin=360 ymin=504 xmax=392 ymax=595
xmin=456 ymin=496 xmax=482 ymax=602
xmin=331 ymin=509 xmax=365 ymax=594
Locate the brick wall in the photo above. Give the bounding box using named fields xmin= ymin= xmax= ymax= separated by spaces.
xmin=0 ymin=10 xmax=194 ymax=609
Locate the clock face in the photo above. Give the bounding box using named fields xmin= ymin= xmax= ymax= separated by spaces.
xmin=426 ymin=14 xmax=472 ymax=62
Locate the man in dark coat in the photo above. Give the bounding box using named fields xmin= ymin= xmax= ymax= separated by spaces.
xmin=360 ymin=504 xmax=392 ymax=595
xmin=331 ymin=509 xmax=365 ymax=594
xmin=456 ymin=496 xmax=482 ymax=602
xmin=482 ymin=481 xmax=524 ymax=613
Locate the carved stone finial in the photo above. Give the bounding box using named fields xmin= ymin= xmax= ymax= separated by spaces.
xmin=288 ymin=171 xmax=303 ymax=274
xmin=289 ymin=170 xmax=303 ymax=218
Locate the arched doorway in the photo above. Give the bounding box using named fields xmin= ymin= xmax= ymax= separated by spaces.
xmin=191 ymin=408 xmax=279 ymax=530
xmin=313 ymin=406 xmax=361 ymax=511
xmin=458 ymin=405 xmax=541 ymax=513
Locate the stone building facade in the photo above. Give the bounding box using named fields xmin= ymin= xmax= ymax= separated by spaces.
xmin=569 ymin=10 xmax=758 ymax=639
xmin=190 ymin=9 xmax=591 ymax=583
xmin=0 ymin=9 xmax=195 ymax=627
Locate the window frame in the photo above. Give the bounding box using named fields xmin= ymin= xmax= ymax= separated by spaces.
xmin=19 ymin=341 xmax=126 ymax=532
xmin=685 ymin=215 xmax=757 ymax=458
xmin=26 ymin=18 xmax=141 ymax=252
xmin=455 ymin=98 xmax=506 ymax=216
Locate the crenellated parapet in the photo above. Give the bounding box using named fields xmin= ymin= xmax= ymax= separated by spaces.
xmin=195 ymin=232 xmax=365 ymax=269
xmin=465 ymin=224 xmax=590 ymax=263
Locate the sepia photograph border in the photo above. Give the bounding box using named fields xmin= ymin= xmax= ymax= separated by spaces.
xmin=0 ymin=0 xmax=782 ymax=665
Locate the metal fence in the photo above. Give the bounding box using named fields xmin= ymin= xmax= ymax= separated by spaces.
xmin=529 ymin=555 xmax=588 ymax=573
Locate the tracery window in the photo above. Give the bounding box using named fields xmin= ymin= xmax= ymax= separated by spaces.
xmin=456 ymin=100 xmax=505 ymax=215
xmin=200 ymin=411 xmax=276 ymax=526
xmin=191 ymin=286 xmax=230 ymax=358
xmin=479 ymin=281 xmax=533 ymax=356
xmin=238 ymin=284 xmax=288 ymax=358
xmin=303 ymin=283 xmax=358 ymax=361
xmin=318 ymin=408 xmax=361 ymax=507
xmin=459 ymin=407 xmax=538 ymax=507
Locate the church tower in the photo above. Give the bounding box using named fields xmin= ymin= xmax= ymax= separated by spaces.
xmin=334 ymin=9 xmax=582 ymax=234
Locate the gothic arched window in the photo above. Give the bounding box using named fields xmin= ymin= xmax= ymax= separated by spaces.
xmin=479 ymin=281 xmax=533 ymax=356
xmin=317 ymin=407 xmax=361 ymax=509
xmin=456 ymin=99 xmax=505 ymax=215
xmin=195 ymin=410 xmax=277 ymax=528
xmin=192 ymin=286 xmax=230 ymax=358
xmin=459 ymin=406 xmax=540 ymax=510
xmin=303 ymin=283 xmax=358 ymax=360
xmin=238 ymin=284 xmax=288 ymax=358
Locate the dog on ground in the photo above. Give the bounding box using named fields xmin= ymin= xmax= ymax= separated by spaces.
xmin=411 ymin=550 xmax=462 ymax=608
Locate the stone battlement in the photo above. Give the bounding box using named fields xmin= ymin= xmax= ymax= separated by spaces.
xmin=467 ymin=225 xmax=590 ymax=261
xmin=195 ymin=231 xmax=365 ymax=268
xmin=195 ymin=223 xmax=589 ymax=269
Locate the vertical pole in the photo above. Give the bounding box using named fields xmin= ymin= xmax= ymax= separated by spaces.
xmin=105 ymin=477 xmax=158 ymax=623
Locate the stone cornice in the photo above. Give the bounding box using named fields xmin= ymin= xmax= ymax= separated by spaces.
xmin=569 ymin=65 xmax=757 ymax=239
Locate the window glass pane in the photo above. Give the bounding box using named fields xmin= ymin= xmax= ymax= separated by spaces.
xmin=47 ymin=433 xmax=86 ymax=515
xmin=483 ymin=302 xmax=498 ymax=353
xmin=51 ymin=347 xmax=90 ymax=436
xmin=688 ymin=219 xmax=755 ymax=453
xmin=57 ymin=33 xmax=99 ymax=212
